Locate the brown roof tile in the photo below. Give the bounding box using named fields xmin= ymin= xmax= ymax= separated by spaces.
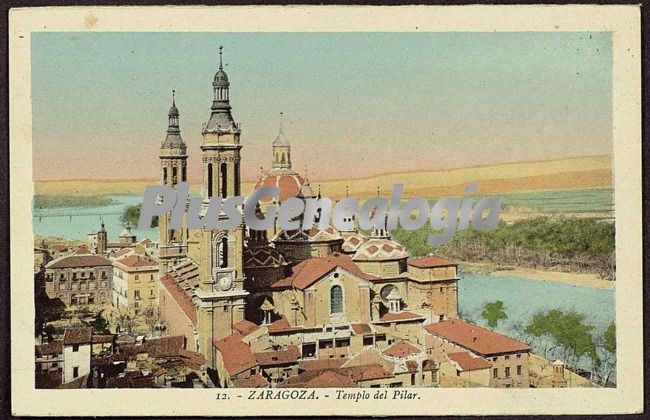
xmin=350 ymin=323 xmax=373 ymax=335
xmin=160 ymin=274 xmax=197 ymax=325
xmin=48 ymin=255 xmax=111 ymax=269
xmin=270 ymin=253 xmax=378 ymax=290
xmin=383 ymin=341 xmax=420 ymax=358
xmin=63 ymin=327 xmax=92 ymax=345
xmin=254 ymin=345 xmax=300 ymax=367
xmin=233 ymin=372 xmax=268 ymax=388
xmin=213 ymin=333 xmax=258 ymax=377
xmin=425 ymin=320 xmax=532 ymax=356
xmin=408 ymin=255 xmax=457 ymax=268
xmin=233 ymin=319 xmax=261 ymax=337
xmin=378 ymin=311 xmax=424 ymax=323
xmin=447 ymin=352 xmax=492 ymax=371
xmin=116 ymin=254 xmax=158 ymax=269
xmin=35 ymin=340 xmax=63 ymax=357
xmin=298 ymin=358 xmax=348 ymax=371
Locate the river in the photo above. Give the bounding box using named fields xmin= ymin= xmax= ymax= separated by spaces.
xmin=33 ymin=194 xmax=615 ymax=376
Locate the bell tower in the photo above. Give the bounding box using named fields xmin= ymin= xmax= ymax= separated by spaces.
xmin=272 ymin=112 xmax=291 ymax=169
xmin=197 ymin=46 xmax=248 ymax=366
xmin=159 ymin=90 xmax=188 ymax=275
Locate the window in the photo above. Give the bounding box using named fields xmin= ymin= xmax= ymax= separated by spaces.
xmin=207 ymin=163 xmax=213 ymax=197
xmin=516 ymin=354 xmax=521 ymax=359
xmin=318 ymin=339 xmax=333 ymax=349
xmin=363 ymin=336 xmax=374 ymax=346
xmin=375 ymin=333 xmax=386 ymax=342
xmin=493 ymin=368 xmax=498 ymax=379
xmin=221 ymin=162 xmax=228 ymax=198
xmin=456 ymin=370 xmax=461 ymax=377
xmin=330 ymin=286 xmax=343 ymax=314
xmin=73 ymin=366 xmax=79 ymax=378
xmin=389 ymin=382 xmax=401 ymax=388
xmin=411 ymin=373 xmax=416 ymax=385
xmin=220 ymin=237 xmax=228 ymax=268
xmin=135 ymin=274 xmax=139 ymax=281
xmin=72 ymin=344 xmax=79 ymax=352
xmin=150 ymin=274 xmax=154 ymax=281
xmin=335 ymin=338 xmax=350 ymax=348
xmin=302 ymin=343 xmax=316 ymax=358
xmin=134 ymin=290 xmax=141 ymax=300
xmin=517 ymin=365 xmax=522 ymax=376
xmin=150 ymin=289 xmax=154 ymax=297
xmin=505 ymin=367 xmax=510 ymax=378
xmin=505 ymin=355 xmax=510 ymax=360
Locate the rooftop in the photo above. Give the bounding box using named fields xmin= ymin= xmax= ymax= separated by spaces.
xmin=425 ymin=319 xmax=532 ymax=356
xmin=408 ymin=255 xmax=458 ymax=268
xmin=47 ymin=255 xmax=112 ymax=269
xmin=63 ymin=327 xmax=92 ymax=345
xmin=447 ymin=352 xmax=492 ymax=371
xmin=213 ymin=333 xmax=258 ymax=377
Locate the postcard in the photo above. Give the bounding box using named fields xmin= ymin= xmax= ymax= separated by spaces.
xmin=9 ymin=5 xmax=642 ymax=416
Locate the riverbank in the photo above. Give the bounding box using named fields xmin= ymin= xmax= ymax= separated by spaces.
xmin=459 ymin=262 xmax=614 ymax=290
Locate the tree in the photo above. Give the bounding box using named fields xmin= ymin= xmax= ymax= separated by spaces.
xmin=595 ymin=321 xmax=616 ymax=386
xmin=525 ymin=309 xmax=600 ymax=371
xmin=481 ymin=300 xmax=508 ymax=330
xmin=89 ymin=311 xmax=110 ymax=334
xmin=122 ymin=204 xmax=158 ymax=228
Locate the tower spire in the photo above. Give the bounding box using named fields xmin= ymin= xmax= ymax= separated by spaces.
xmin=279 ymin=112 xmax=284 ymax=134
xmin=219 ymin=45 xmax=224 ymax=70
xmin=172 ymin=89 xmax=176 ymax=107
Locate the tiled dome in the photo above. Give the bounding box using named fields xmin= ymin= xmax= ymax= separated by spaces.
xmin=352 ymin=237 xmax=409 ymax=262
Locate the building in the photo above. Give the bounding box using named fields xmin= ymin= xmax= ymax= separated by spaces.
xmin=62 ymin=327 xmax=93 ymax=384
xmin=112 ymin=254 xmax=159 ymax=314
xmin=424 ymin=319 xmax=531 ymax=388
xmin=154 ymin=46 xmax=533 ymax=389
xmin=44 ymin=254 xmax=112 ymax=307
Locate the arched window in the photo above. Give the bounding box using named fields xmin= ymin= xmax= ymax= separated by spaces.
xmin=207 ymin=163 xmax=213 ymax=197
xmin=221 ymin=162 xmax=228 ymax=198
xmin=172 ymin=167 xmax=177 ymax=185
xmin=220 ymin=237 xmax=228 ymax=268
xmin=330 ymin=286 xmax=343 ymax=314
xmin=281 ymin=153 xmax=286 ymax=164
xmin=163 ymin=167 xmax=168 ymax=185
xmin=182 ymin=166 xmax=187 ymax=182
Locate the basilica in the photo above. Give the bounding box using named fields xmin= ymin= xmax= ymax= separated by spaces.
xmin=157 ymin=47 xmax=532 ymax=389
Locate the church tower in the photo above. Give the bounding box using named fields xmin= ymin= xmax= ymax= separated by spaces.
xmin=197 ymin=46 xmax=248 ymax=365
xmin=272 ymin=112 xmax=291 ymax=169
xmin=158 ymin=91 xmax=188 ymax=275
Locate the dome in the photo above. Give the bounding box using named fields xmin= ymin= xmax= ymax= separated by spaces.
xmin=352 ymin=237 xmax=409 ymax=262
xmin=213 ymin=69 xmax=229 ymax=85
xmin=253 ymin=168 xmax=305 ymax=203
xmin=274 ymin=225 xmax=342 ymax=243
xmin=341 ymin=231 xmax=369 ymax=254
xmin=168 ymin=103 xmax=179 ymax=117
xmin=243 ymin=245 xmax=287 ymax=268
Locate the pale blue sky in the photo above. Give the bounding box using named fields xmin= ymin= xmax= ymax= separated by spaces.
xmin=32 ymin=32 xmax=612 ymax=181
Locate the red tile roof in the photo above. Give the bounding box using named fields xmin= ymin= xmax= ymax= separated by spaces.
xmin=425 ymin=320 xmax=532 ymax=356
xmin=351 ymin=324 xmax=373 ymax=335
xmin=233 ymin=372 xmax=269 ymax=388
xmin=213 ymin=333 xmax=258 ymax=377
xmin=383 ymin=341 xmax=420 ymax=358
xmin=270 ymin=253 xmax=378 ymax=290
xmin=63 ymin=327 xmax=92 ymax=345
xmin=233 ymin=319 xmax=261 ymax=337
xmin=305 ymin=370 xmax=357 ymax=388
xmin=408 ymin=255 xmax=457 ymax=268
xmin=118 ymin=336 xmax=185 ymax=358
xmin=178 ymin=348 xmax=206 ymax=369
xmin=35 ymin=340 xmax=63 ymax=357
xmin=92 ymin=334 xmax=115 ymax=344
xmin=160 ymin=274 xmax=198 ymax=325
xmin=266 ymin=316 xmax=304 ymax=334
xmin=377 ymin=311 xmax=424 ymax=323
xmin=116 ymin=254 xmax=158 ymax=269
xmin=254 ymin=345 xmax=300 ymax=367
xmin=298 ymin=358 xmax=348 ymax=371
xmin=48 ymin=255 xmax=112 ymax=269
xmin=447 ymin=352 xmax=492 ymax=371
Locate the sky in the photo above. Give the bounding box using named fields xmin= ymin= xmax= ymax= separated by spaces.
xmin=31 ymin=32 xmax=612 ymax=182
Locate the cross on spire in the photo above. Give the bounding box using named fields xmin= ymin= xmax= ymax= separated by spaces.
xmin=172 ymin=89 xmax=176 ymax=106
xmin=279 ymin=112 xmax=284 ymax=134
xmin=219 ymin=45 xmax=224 ymax=70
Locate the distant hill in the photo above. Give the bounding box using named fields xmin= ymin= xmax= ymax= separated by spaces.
xmin=35 ymin=155 xmax=612 ymax=199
